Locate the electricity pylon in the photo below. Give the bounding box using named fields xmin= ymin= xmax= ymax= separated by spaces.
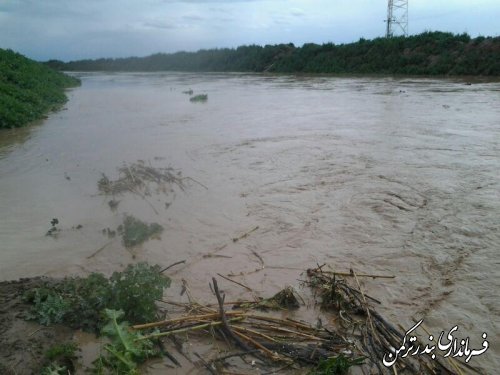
xmin=385 ymin=0 xmax=408 ymax=38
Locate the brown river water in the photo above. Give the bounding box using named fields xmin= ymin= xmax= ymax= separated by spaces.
xmin=0 ymin=73 xmax=499 ymax=373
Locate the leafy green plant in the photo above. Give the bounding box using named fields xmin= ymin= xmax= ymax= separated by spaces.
xmin=109 ymin=263 xmax=170 ymax=323
xmin=120 ymin=215 xmax=163 ymax=247
xmin=310 ymin=355 xmax=365 ymax=375
xmin=61 ymin=273 xmax=113 ymax=330
xmin=24 ymin=288 xmax=71 ymax=325
xmin=95 ymin=309 xmax=158 ymax=374
xmin=25 ymin=263 xmax=170 ymax=331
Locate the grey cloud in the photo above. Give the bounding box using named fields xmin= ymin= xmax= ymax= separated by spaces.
xmin=182 ymin=15 xmax=205 ymax=21
xmin=143 ymin=20 xmax=177 ymax=29
xmin=290 ymin=8 xmax=305 ymax=17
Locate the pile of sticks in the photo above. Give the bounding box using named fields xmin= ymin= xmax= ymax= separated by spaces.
xmin=98 ymin=161 xmax=185 ymax=196
xmin=131 ymin=277 xmax=354 ymax=373
xmin=128 ymin=267 xmax=480 ymax=374
xmin=305 ymin=265 xmax=479 ymax=375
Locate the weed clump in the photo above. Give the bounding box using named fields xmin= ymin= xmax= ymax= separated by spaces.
xmin=108 ymin=262 xmax=168 ymax=323
xmin=24 ymin=263 xmax=170 ymax=331
xmin=189 ymin=94 xmax=208 ymax=102
xmin=266 ymin=286 xmax=300 ymax=309
xmin=237 ymin=286 xmax=300 ymax=310
xmin=119 ymin=215 xmax=163 ymax=247
xmin=97 ymin=161 xmax=185 ymax=197
xmin=310 ymin=355 xmax=365 ymax=375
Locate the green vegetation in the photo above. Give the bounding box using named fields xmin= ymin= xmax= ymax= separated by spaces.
xmin=0 ymin=48 xmax=80 ymax=129
xmin=48 ymin=32 xmax=500 ymax=76
xmin=45 ymin=342 xmax=79 ymax=362
xmin=238 ymin=286 xmax=300 ymax=310
xmin=24 ymin=263 xmax=170 ymax=331
xmin=119 ymin=215 xmax=164 ymax=248
xmin=189 ymin=93 xmax=208 ymax=102
xmin=93 ymin=309 xmax=159 ymax=374
xmin=309 ymin=355 xmax=365 ymax=375
xmin=41 ymin=343 xmax=79 ymax=375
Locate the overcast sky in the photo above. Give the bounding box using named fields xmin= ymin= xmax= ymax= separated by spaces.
xmin=0 ymin=0 xmax=499 ymax=61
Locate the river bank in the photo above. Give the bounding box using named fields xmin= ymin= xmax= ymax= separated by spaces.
xmin=0 ymin=48 xmax=80 ymax=129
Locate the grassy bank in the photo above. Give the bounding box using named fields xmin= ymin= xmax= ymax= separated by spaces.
xmin=0 ymin=48 xmax=80 ymax=129
xmin=48 ymin=31 xmax=500 ymax=76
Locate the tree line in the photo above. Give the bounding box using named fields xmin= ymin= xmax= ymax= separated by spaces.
xmin=47 ymin=32 xmax=500 ymax=76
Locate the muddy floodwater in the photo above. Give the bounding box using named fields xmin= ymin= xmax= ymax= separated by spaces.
xmin=1 ymin=73 xmax=499 ymax=372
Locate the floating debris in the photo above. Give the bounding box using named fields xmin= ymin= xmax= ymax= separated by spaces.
xmin=98 ymin=161 xmax=185 ymax=197
xmin=304 ymin=265 xmax=470 ymax=374
xmin=108 ymin=199 xmax=120 ymax=211
xmin=235 ymin=286 xmax=300 ymax=311
xmin=190 ymin=94 xmax=208 ymax=102
xmin=119 ymin=215 xmax=163 ymax=247
xmin=46 ymin=218 xmax=60 ymax=236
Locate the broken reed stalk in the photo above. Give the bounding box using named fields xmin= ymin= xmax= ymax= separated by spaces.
xmin=137 ymin=317 xmax=245 ymax=341
xmin=321 ymin=270 xmax=396 ymax=279
xmin=132 ymin=311 xmax=244 ymax=330
xmin=86 ymin=241 xmax=112 ymax=259
xmin=244 ymin=314 xmax=316 ymax=332
xmin=159 ymin=259 xmax=187 ymax=273
xmin=352 ymin=270 xmax=380 ymax=344
xmin=232 ymin=330 xmax=282 ymax=361
xmin=232 ymin=226 xmax=259 ymax=242
xmin=194 ymin=352 xmax=217 ymax=375
xmin=216 ymin=273 xmax=254 ymax=292
xmin=211 ymin=277 xmax=257 ymax=355
xmin=230 ymin=325 xmax=279 ymax=343
xmin=242 ymin=322 xmax=326 ymax=342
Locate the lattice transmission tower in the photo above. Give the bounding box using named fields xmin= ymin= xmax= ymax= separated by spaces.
xmin=385 ymin=0 xmax=408 ymax=38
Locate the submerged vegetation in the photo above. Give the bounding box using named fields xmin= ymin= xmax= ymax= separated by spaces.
xmin=48 ymin=31 xmax=500 ymax=76
xmin=189 ymin=93 xmax=208 ymax=102
xmin=98 ymin=161 xmax=185 ymax=197
xmin=0 ymin=48 xmax=80 ymax=129
xmin=119 ymin=215 xmax=163 ymax=248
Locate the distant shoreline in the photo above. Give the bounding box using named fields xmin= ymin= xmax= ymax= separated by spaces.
xmin=47 ymin=31 xmax=500 ymax=76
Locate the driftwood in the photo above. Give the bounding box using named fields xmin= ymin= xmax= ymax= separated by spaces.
xmin=127 ymin=266 xmax=481 ymax=374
